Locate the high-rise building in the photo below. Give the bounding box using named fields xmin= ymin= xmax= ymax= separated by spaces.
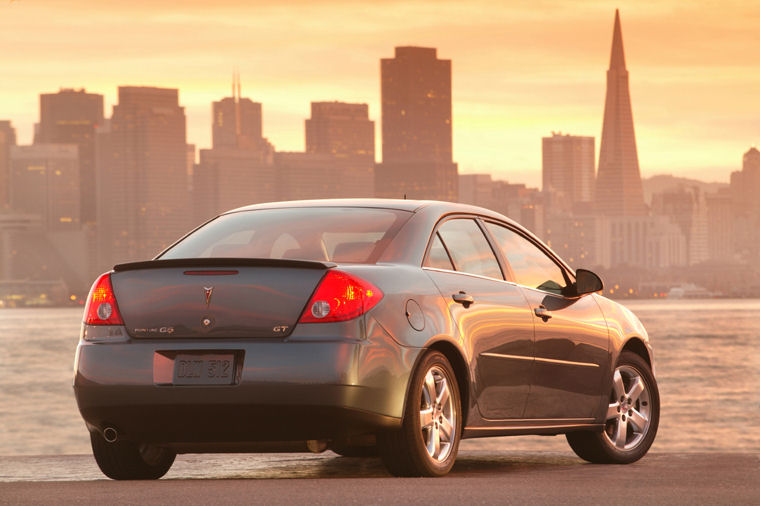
xmin=304 ymin=101 xmax=375 ymax=196
xmin=706 ymin=188 xmax=734 ymax=261
xmin=542 ymin=133 xmax=595 ymax=214
xmin=458 ymin=173 xmax=545 ymax=239
xmin=306 ymin=102 xmax=374 ymax=160
xmin=651 ymin=185 xmax=708 ymax=265
xmin=729 ymin=147 xmax=760 ymax=257
xmin=730 ymin=147 xmax=760 ymax=216
xmin=9 ymin=144 xmax=80 ymax=230
xmin=194 ymin=148 xmax=276 ymax=220
xmin=375 ymin=46 xmax=458 ymax=201
xmin=98 ymin=86 xmax=191 ymax=267
xmin=36 ymin=89 xmax=104 ymax=224
xmin=212 ymin=74 xmax=265 ymax=151
xmin=595 ymin=10 xmax=646 ymax=216
xmin=0 ymin=121 xmax=16 ymax=210
xmin=275 ymin=152 xmax=374 ymax=201
xmin=195 ymin=77 xmax=277 ymax=221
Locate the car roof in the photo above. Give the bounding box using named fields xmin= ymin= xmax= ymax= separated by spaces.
xmin=224 ymin=198 xmax=517 ymax=224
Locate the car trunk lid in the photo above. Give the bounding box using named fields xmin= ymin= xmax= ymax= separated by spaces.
xmin=110 ymin=258 xmax=333 ymax=338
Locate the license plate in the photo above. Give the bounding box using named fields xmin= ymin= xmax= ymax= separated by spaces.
xmin=173 ymin=354 xmax=235 ymax=385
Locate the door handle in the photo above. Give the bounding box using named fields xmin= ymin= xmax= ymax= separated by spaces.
xmin=534 ymin=306 xmax=552 ymax=321
xmin=452 ymin=291 xmax=475 ymax=308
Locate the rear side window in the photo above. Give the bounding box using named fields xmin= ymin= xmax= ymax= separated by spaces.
xmin=425 ymin=233 xmax=455 ymax=270
xmin=485 ymin=222 xmax=569 ymax=294
xmin=160 ymin=207 xmax=411 ymax=264
xmin=435 ymin=219 xmax=502 ymax=280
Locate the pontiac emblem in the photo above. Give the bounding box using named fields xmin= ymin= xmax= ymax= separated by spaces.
xmin=203 ymin=286 xmax=214 ymax=307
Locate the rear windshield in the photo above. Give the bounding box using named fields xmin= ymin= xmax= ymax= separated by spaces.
xmin=159 ymin=207 xmax=411 ymax=264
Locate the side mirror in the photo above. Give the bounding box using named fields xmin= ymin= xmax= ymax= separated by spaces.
xmin=575 ymin=269 xmax=603 ymax=295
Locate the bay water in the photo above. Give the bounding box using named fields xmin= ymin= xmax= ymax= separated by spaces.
xmin=1 ymin=299 xmax=758 ymax=456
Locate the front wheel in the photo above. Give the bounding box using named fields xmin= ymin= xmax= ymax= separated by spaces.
xmin=567 ymin=350 xmax=660 ymax=464
xmin=90 ymin=432 xmax=176 ymax=480
xmin=378 ymin=350 xmax=462 ymax=477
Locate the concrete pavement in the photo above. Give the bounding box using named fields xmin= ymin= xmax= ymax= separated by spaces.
xmin=1 ymin=451 xmax=757 ymax=504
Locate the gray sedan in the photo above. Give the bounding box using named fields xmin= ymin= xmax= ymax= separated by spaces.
xmin=74 ymin=199 xmax=659 ymax=478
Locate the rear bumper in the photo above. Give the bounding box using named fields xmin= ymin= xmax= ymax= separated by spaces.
xmin=74 ymin=324 xmax=420 ymax=446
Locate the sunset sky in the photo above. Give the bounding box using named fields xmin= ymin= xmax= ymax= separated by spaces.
xmin=1 ymin=0 xmax=758 ymax=187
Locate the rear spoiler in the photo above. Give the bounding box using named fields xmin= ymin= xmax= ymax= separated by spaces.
xmin=113 ymin=258 xmax=337 ymax=272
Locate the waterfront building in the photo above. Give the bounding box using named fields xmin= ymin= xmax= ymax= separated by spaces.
xmin=194 ymin=77 xmax=277 ymax=221
xmin=275 ymin=152 xmax=372 ymax=201
xmin=542 ymin=133 xmax=595 ymax=215
xmin=0 ymin=121 xmax=16 ymax=210
xmin=458 ymin=174 xmax=545 ymax=239
xmin=98 ymin=86 xmax=191 ymax=267
xmin=651 ymin=185 xmax=709 ymax=265
xmin=376 ymin=46 xmax=458 ymax=201
xmin=9 ymin=144 xmax=80 ymax=231
xmin=706 ymin=188 xmax=734 ymax=261
xmin=36 ymin=89 xmax=104 ymax=224
xmin=729 ymin=147 xmax=760 ymax=257
xmin=211 ymin=72 xmax=267 ymax=151
xmin=595 ymin=10 xmax=646 ymax=216
xmin=305 ymin=101 xmax=375 ymax=196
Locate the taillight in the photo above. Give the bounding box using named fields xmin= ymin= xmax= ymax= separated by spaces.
xmin=83 ymin=273 xmax=124 ymax=325
xmin=299 ymin=270 xmax=383 ymax=323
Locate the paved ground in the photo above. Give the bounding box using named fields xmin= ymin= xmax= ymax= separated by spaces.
xmin=1 ymin=451 xmax=758 ymax=505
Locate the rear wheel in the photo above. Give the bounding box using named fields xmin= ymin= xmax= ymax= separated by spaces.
xmin=566 ymin=351 xmax=659 ymax=464
xmin=90 ymin=432 xmax=176 ymax=480
xmin=379 ymin=350 xmax=461 ymax=476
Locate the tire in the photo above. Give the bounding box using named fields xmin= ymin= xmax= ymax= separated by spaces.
xmin=90 ymin=432 xmax=176 ymax=480
xmin=378 ymin=350 xmax=462 ymax=477
xmin=330 ymin=444 xmax=378 ymax=458
xmin=566 ymin=350 xmax=660 ymax=464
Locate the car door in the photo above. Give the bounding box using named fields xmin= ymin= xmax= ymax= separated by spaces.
xmin=423 ymin=217 xmax=535 ymax=420
xmin=483 ymin=221 xmax=610 ymax=420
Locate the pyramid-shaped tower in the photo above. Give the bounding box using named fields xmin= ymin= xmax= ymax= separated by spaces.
xmin=595 ymin=10 xmax=646 ymax=216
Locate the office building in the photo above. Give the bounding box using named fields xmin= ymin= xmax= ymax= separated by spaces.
xmin=36 ymin=89 xmax=104 ymax=224
xmin=98 ymin=86 xmax=191 ymax=267
xmin=651 ymin=186 xmax=708 ymax=265
xmin=376 ymin=46 xmax=458 ymax=201
xmin=542 ymin=133 xmax=595 ymax=214
xmin=305 ymin=101 xmax=375 ymax=196
xmin=0 ymin=121 xmax=17 ymax=209
xmin=9 ymin=144 xmax=80 ymax=231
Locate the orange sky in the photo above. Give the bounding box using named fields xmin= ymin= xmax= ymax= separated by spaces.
xmin=1 ymin=0 xmax=758 ymax=187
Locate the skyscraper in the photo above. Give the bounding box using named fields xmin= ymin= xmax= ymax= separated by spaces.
xmin=37 ymin=89 xmax=104 ymax=224
xmin=303 ymin=101 xmax=375 ymax=196
xmin=306 ymin=102 xmax=374 ymax=160
xmin=375 ymin=46 xmax=458 ymax=201
xmin=98 ymin=86 xmax=191 ymax=266
xmin=212 ymin=73 xmax=265 ymax=151
xmin=542 ymin=133 xmax=595 ymax=213
xmin=595 ymin=10 xmax=646 ymax=216
xmin=195 ymin=76 xmax=276 ymax=220
xmin=0 ymin=121 xmax=16 ymax=209
xmin=9 ymin=144 xmax=80 ymax=230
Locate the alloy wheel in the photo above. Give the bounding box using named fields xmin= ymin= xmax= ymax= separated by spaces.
xmin=603 ymin=365 xmax=652 ymax=450
xmin=419 ymin=366 xmax=457 ymax=462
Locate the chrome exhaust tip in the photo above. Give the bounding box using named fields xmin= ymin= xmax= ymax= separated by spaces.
xmin=103 ymin=427 xmax=118 ymax=443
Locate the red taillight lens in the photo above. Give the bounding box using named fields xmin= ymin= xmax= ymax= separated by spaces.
xmin=83 ymin=273 xmax=124 ymax=325
xmin=299 ymin=270 xmax=383 ymax=323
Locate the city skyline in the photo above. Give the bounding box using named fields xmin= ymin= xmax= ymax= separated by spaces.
xmin=1 ymin=1 xmax=758 ymax=188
